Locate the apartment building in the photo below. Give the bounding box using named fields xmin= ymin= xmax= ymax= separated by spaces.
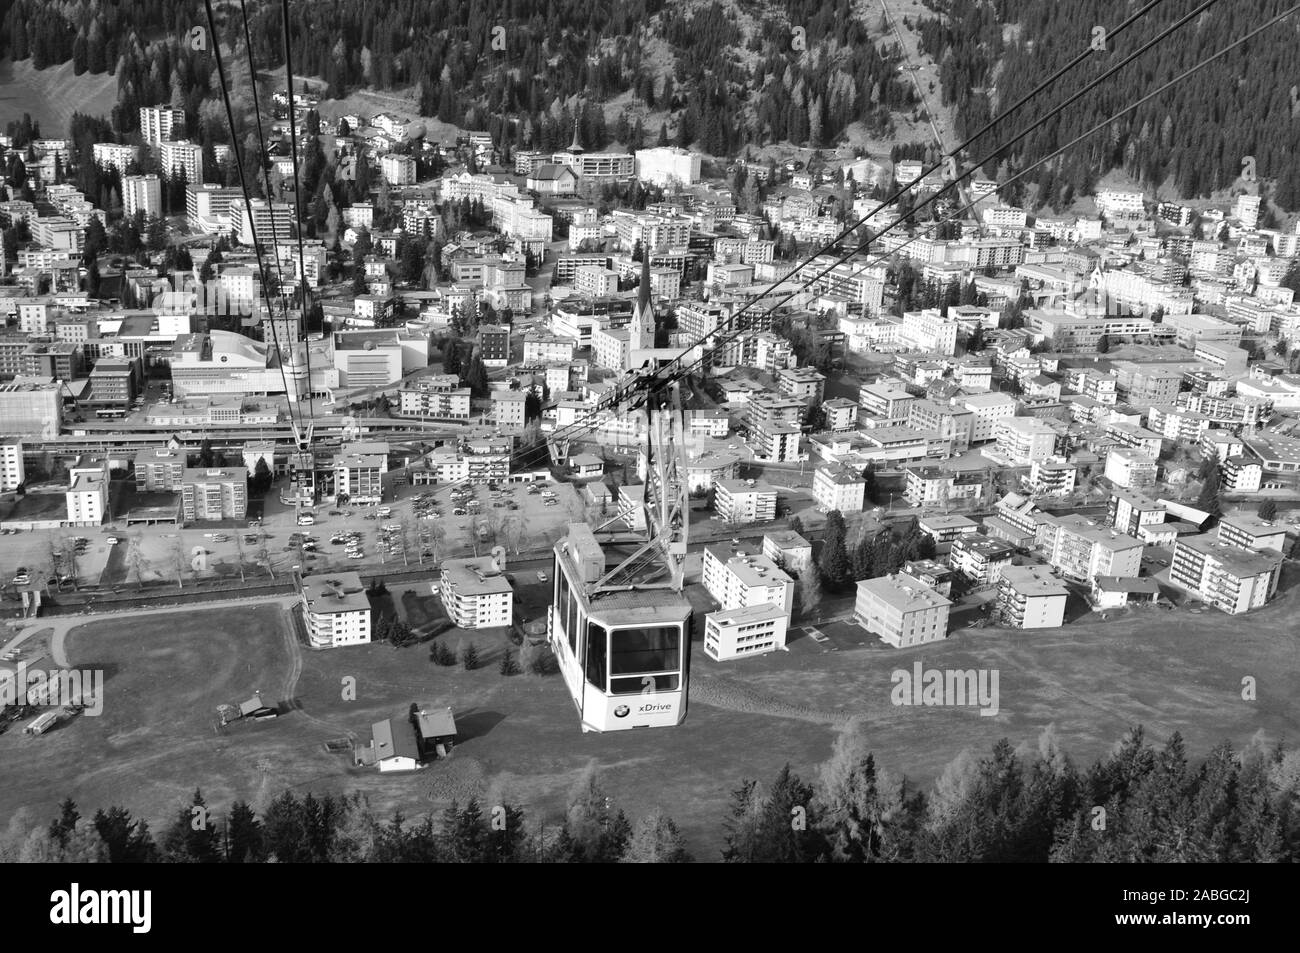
xmin=477 ymin=324 xmax=510 ymax=368
xmin=1216 ymin=513 xmax=1287 ymax=554
xmin=753 ymin=421 xmax=804 ymax=463
xmin=858 ymin=381 xmax=916 ymax=420
xmin=438 ymin=556 xmax=514 ymax=629
xmin=993 ymin=416 xmax=1059 ymax=465
xmin=1106 ymin=489 xmax=1166 ymax=538
xmin=961 ymin=392 xmax=1018 ymax=443
xmin=853 ymin=574 xmax=952 ymax=648
xmin=523 ymin=331 xmax=576 ymax=364
xmin=300 ymin=573 xmax=372 ymax=648
xmin=898 ymin=308 xmax=959 ymax=355
xmin=702 ymin=544 xmax=794 ymax=614
xmin=904 ymin=467 xmax=984 ymax=507
xmin=995 ymin=565 xmax=1069 ymax=629
xmin=334 ymin=450 xmax=385 ymax=505
xmin=1045 ymin=514 xmax=1144 ymax=581
xmin=158 ymin=140 xmax=203 ymax=184
xmin=762 ymin=530 xmax=813 ymax=576
xmin=1169 ymin=533 xmax=1282 ymax=615
xmin=0 ymin=436 xmax=23 ymax=491
xmin=634 ymin=147 xmax=702 ymax=187
xmin=1028 ymin=458 xmax=1077 ymax=496
xmin=180 ymin=467 xmax=249 ymax=522
xmin=133 ymin=447 xmax=186 ymax=491
xmin=236 ymin=199 xmax=295 ymax=246
xmin=909 ymin=399 xmax=975 ymax=453
xmin=812 ymin=464 xmax=866 ymax=513
xmin=776 ymin=366 xmax=826 ymax=406
xmin=822 ymin=397 xmax=858 ymax=432
xmin=714 ymin=479 xmax=778 ymax=523
xmin=704 ymin=605 xmax=789 ymax=661
xmin=948 ymin=533 xmax=1016 ymax=585
xmin=66 ymin=470 xmax=109 ymax=526
xmin=1104 ymin=447 xmax=1159 ymax=489
xmin=122 ymin=174 xmax=162 ymax=219
xmin=139 ymin=105 xmax=185 ymax=145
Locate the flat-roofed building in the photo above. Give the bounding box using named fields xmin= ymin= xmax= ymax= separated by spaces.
xmin=948 ymin=533 xmax=1016 ymax=585
xmin=714 ymin=479 xmax=777 ymax=523
xmin=904 ymin=467 xmax=984 ymax=507
xmin=704 ymin=605 xmax=789 ymax=661
xmin=1104 ymin=447 xmax=1159 ymax=489
xmin=961 ymin=392 xmax=1018 ymax=443
xmin=777 ymin=366 xmax=826 ymax=405
xmin=134 ymin=446 xmax=186 ymax=491
xmin=300 ymin=572 xmax=372 ymax=648
xmin=0 ymin=436 xmax=24 ymax=491
xmin=1216 ymin=513 xmax=1287 ymax=554
xmin=1046 ymin=514 xmax=1144 ymax=581
xmin=66 ymin=470 xmax=109 ymax=526
xmin=181 ymin=467 xmax=248 ymax=522
xmin=398 ymin=377 xmax=471 ymax=422
xmin=335 ymin=449 xmax=385 ymax=505
xmin=762 ymin=530 xmax=813 ymax=576
xmin=702 ymin=543 xmax=794 ymax=614
xmin=853 ymin=573 xmax=952 ymax=647
xmin=813 ymin=463 xmax=866 ymax=513
xmin=1106 ymin=489 xmax=1166 ymax=537
xmin=1169 ymin=533 xmax=1282 ymax=615
xmin=996 ymin=565 xmax=1069 ymax=629
xmin=492 ymin=390 xmax=528 ymax=429
xmin=993 ymin=416 xmax=1059 ymax=465
xmin=438 ymin=556 xmax=513 ymax=629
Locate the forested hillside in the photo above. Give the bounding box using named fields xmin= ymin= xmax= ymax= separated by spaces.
xmin=0 ymin=0 xmax=915 ymax=157
xmin=6 ymin=0 xmax=1298 ymax=208
xmin=917 ymin=0 xmax=1300 ymax=209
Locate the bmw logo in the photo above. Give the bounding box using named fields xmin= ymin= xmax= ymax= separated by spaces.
xmin=614 ymin=705 xmax=630 ymax=718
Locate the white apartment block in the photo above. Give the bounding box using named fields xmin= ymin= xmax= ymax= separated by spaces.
xmin=898 ymin=308 xmax=959 ymax=355
xmin=993 ymin=417 xmax=1058 ymax=465
xmin=813 ymin=464 xmax=866 ymax=513
xmin=380 ymin=153 xmax=417 ymax=186
xmin=236 ymin=199 xmax=295 ymax=246
xmin=1169 ymin=533 xmax=1281 ymax=615
xmin=962 ymin=392 xmax=1018 ymax=443
xmin=853 ymin=574 xmax=951 ymax=648
xmin=438 ymin=557 xmax=513 ymax=629
xmin=300 ymin=573 xmax=372 ymax=648
xmin=702 ymin=544 xmax=794 ymax=615
xmin=1104 ymin=447 xmax=1158 ymax=489
xmin=704 ymin=605 xmax=789 ymax=661
xmin=120 ymin=174 xmax=160 ymax=220
xmin=0 ymin=437 xmax=24 ymax=491
xmin=714 ymin=479 xmax=777 ymax=523
xmin=65 ymin=471 xmax=109 ymax=526
xmin=996 ymin=565 xmax=1068 ymax=629
xmin=634 ymin=147 xmax=701 ymax=188
xmin=92 ymin=142 xmax=138 ymax=174
xmin=158 ymin=140 xmax=203 ymax=184
xmin=139 ymin=105 xmax=185 ymax=145
xmin=1046 ymin=515 xmax=1144 ymax=582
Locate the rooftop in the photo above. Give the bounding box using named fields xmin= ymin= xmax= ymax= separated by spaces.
xmin=856 ymin=573 xmax=952 ymax=612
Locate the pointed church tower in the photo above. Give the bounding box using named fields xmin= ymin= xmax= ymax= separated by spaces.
xmin=629 ymin=252 xmax=653 ymax=353
xmin=567 ymin=115 xmax=584 ymax=154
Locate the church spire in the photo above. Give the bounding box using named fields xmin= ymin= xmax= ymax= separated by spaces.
xmin=568 ymin=114 xmax=584 ymax=154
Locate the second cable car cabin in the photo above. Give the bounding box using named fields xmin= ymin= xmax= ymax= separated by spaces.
xmin=549 ymin=523 xmax=692 ymax=732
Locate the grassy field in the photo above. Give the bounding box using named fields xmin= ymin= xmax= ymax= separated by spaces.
xmin=0 ymin=59 xmax=119 ymax=135
xmin=3 ymin=573 xmax=1298 ymax=859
